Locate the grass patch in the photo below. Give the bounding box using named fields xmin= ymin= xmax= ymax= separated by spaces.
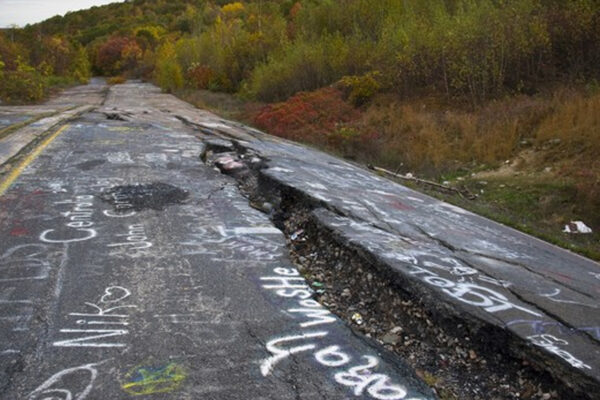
xmin=412 ymin=175 xmax=600 ymax=261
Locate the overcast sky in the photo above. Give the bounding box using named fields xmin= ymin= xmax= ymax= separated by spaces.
xmin=0 ymin=0 xmax=125 ymax=28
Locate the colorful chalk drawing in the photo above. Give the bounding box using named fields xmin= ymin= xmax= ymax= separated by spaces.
xmin=121 ymin=362 xmax=186 ymax=395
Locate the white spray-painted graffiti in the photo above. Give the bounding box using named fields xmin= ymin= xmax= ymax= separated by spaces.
xmin=401 ymin=255 xmax=593 ymax=369
xmin=107 ymin=223 xmax=152 ymax=255
xmin=102 ymin=188 xmax=135 ymax=213
xmin=0 ymin=290 xmax=33 ymax=333
xmin=538 ymin=288 xmax=598 ymax=309
xmin=507 ymin=319 xmax=600 ymax=341
xmin=40 ymin=195 xmax=97 ymax=244
xmin=260 ymin=331 xmax=328 ymax=376
xmin=103 ymin=209 xmax=136 ymax=218
xmin=106 ymin=152 xmax=134 ymax=164
xmin=53 ymin=286 xmax=136 ymax=348
xmin=406 ymin=262 xmax=541 ymax=316
xmin=322 ymin=214 xmax=594 ymax=372
xmin=28 ymin=360 xmax=109 ymax=400
xmin=335 ymin=356 xmax=410 ymax=399
xmin=260 ymin=267 xmax=425 ymax=400
xmin=0 ymin=244 xmax=51 ymax=282
xmin=182 ymin=225 xmax=283 ymax=263
xmin=527 ymin=334 xmax=592 ymax=370
xmin=0 ymin=244 xmax=57 ymax=355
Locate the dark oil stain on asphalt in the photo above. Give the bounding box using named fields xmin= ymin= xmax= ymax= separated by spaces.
xmin=100 ymin=182 xmax=189 ymax=211
xmin=75 ymin=159 xmax=106 ymax=170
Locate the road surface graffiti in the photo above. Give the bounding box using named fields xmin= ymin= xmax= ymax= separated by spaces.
xmin=121 ymin=362 xmax=186 ymax=395
xmin=507 ymin=319 xmax=600 ymax=341
xmin=259 ymin=267 xmax=427 ymax=400
xmin=53 ymin=286 xmax=136 ymax=348
xmin=107 ymin=223 xmax=152 ymax=255
xmin=28 ymin=360 xmax=109 ymax=400
xmin=527 ymin=334 xmax=591 ymax=370
xmin=40 ymin=195 xmax=97 ymax=244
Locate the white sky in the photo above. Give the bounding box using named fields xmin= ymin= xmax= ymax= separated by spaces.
xmin=0 ymin=0 xmax=125 ymax=28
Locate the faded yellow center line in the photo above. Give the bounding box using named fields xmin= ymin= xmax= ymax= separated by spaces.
xmin=0 ymin=124 xmax=70 ymax=196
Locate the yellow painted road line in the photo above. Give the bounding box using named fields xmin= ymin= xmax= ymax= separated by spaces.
xmin=0 ymin=124 xmax=70 ymax=196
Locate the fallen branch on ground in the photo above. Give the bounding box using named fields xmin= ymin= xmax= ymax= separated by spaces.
xmin=367 ymin=164 xmax=477 ymax=200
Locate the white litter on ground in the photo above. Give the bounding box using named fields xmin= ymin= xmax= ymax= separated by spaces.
xmin=563 ymin=221 xmax=593 ymax=234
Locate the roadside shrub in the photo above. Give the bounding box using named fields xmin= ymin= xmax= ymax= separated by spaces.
xmin=253 ymin=87 xmax=359 ymax=144
xmin=0 ymin=58 xmax=48 ymax=103
xmin=136 ymin=49 xmax=156 ymax=80
xmin=107 ymin=76 xmax=126 ymax=85
xmin=339 ymin=71 xmax=381 ymax=106
xmin=175 ymin=7 xmax=287 ymax=93
xmin=0 ymin=70 xmax=48 ymax=103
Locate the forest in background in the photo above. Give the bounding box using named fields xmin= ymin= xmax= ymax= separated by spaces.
xmin=1 ymin=0 xmax=598 ymax=103
xmin=1 ymin=0 xmax=599 ymax=256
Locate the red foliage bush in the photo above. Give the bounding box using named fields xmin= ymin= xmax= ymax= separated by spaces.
xmin=96 ymin=36 xmax=142 ymax=76
xmin=253 ymin=87 xmax=359 ymax=145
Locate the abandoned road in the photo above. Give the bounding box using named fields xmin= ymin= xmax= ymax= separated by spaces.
xmin=0 ymin=81 xmax=599 ymax=400
xmin=0 ymin=82 xmax=434 ymax=400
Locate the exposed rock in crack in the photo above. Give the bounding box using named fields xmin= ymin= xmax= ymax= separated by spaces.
xmin=199 ymin=135 xmax=595 ymax=400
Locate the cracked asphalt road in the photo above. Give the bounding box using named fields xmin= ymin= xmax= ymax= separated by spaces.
xmin=0 ymin=82 xmax=435 ymax=399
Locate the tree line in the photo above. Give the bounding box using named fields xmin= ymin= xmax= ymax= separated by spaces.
xmin=1 ymin=0 xmax=598 ymax=105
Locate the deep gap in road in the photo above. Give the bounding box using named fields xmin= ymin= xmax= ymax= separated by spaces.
xmin=201 ymin=138 xmax=590 ymax=400
xmin=104 ymin=112 xmax=127 ymax=121
xmin=103 ymin=109 xmax=133 ymax=121
xmin=100 ymin=182 xmax=189 ymax=211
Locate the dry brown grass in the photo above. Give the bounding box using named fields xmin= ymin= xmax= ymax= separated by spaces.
xmin=536 ymin=89 xmax=600 ymax=154
xmin=533 ymin=90 xmax=600 ymax=221
xmin=352 ymin=88 xmax=599 ymax=175
xmin=349 ymin=87 xmax=600 ymax=230
xmin=354 ymin=93 xmax=553 ymax=174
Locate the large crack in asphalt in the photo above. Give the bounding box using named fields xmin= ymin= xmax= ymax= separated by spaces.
xmin=198 ymin=135 xmax=593 ymax=400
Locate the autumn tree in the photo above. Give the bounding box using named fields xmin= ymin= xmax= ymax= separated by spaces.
xmin=43 ymin=36 xmax=72 ymax=76
xmin=70 ymin=46 xmax=91 ymax=83
xmin=96 ymin=35 xmax=142 ymax=76
xmin=154 ymin=41 xmax=183 ymax=92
